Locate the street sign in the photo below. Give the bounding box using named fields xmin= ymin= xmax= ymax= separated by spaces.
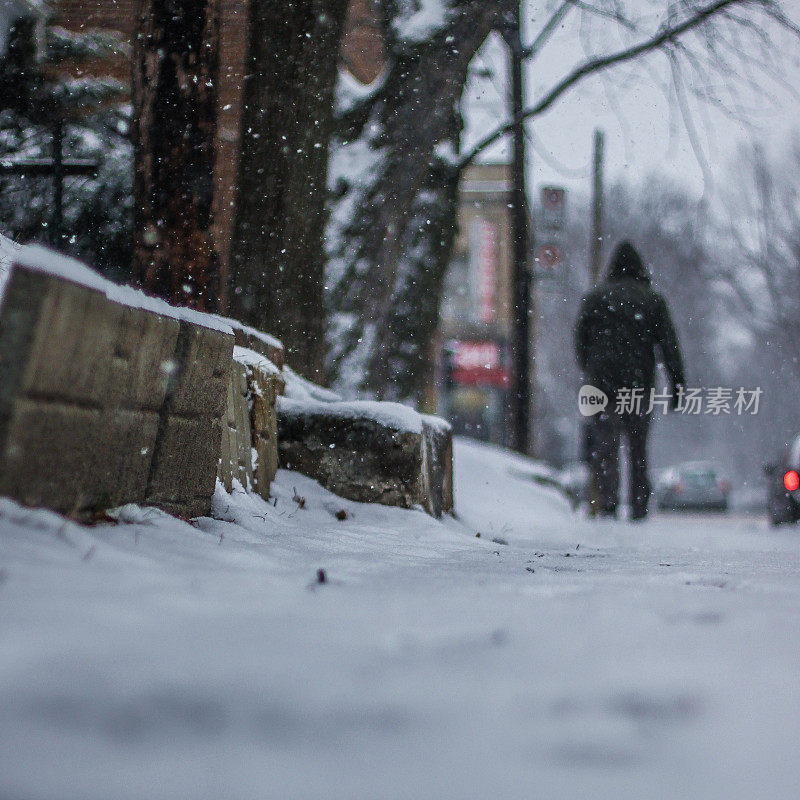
xmin=450 ymin=340 xmax=509 ymax=388
xmin=539 ymin=186 xmax=566 ymax=232
xmin=534 ymin=243 xmax=564 ymax=272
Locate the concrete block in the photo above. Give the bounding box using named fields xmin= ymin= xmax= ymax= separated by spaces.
xmin=108 ymin=306 xmax=181 ymax=411
xmin=277 ymin=403 xmax=426 ymax=509
xmin=245 ymin=362 xmax=284 ymax=500
xmin=0 ymin=261 xmax=233 ymax=521
xmin=0 ymin=399 xmax=158 ymax=514
xmin=20 ymin=273 xmax=122 ymax=404
xmin=145 ymin=415 xmax=224 ymax=519
xmin=167 ymin=321 xmax=232 ymax=418
xmin=421 ymin=416 xmax=454 ymax=518
xmin=217 ymin=361 xmax=254 ymax=492
xmin=145 ymin=320 xmax=232 ymax=516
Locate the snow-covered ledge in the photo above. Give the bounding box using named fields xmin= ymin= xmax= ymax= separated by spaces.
xmin=0 ymin=243 xmax=232 ymax=519
xmin=276 ymin=394 xmax=453 ymax=518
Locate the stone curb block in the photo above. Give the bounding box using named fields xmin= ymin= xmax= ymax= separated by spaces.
xmin=0 ymin=264 xmax=232 ymax=519
xmin=277 ymin=403 xmax=454 ymax=517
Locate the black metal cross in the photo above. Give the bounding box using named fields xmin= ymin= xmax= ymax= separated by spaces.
xmin=0 ymin=120 xmax=99 ymax=246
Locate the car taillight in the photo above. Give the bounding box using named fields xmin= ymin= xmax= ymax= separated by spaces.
xmin=719 ymin=479 xmax=730 ymax=494
xmin=784 ymin=470 xmax=800 ymax=492
xmin=673 ymin=481 xmax=684 ymax=494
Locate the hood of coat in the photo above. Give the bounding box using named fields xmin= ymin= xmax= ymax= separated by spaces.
xmin=606 ymin=241 xmax=651 ymax=284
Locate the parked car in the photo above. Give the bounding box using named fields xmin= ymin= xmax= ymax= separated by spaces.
xmin=764 ymin=434 xmax=800 ymax=526
xmin=654 ymin=462 xmax=729 ymax=512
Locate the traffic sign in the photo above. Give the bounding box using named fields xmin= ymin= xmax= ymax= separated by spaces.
xmin=539 ymin=186 xmax=566 ymax=231
xmin=534 ymin=243 xmax=563 ymax=272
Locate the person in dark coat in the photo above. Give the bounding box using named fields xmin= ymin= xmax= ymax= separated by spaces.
xmin=575 ymin=241 xmax=684 ymax=520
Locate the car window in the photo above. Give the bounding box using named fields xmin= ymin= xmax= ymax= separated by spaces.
xmin=683 ymin=469 xmax=717 ymax=485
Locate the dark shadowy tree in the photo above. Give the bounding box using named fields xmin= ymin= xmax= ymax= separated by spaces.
xmin=132 ymin=0 xmax=220 ymax=310
xmin=713 ymin=139 xmax=800 ymax=380
xmin=0 ymin=10 xmax=132 ymax=275
xmin=228 ymin=0 xmax=349 ymax=381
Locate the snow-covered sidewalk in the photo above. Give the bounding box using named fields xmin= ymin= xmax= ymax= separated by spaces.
xmin=1 ymin=438 xmax=799 ymax=799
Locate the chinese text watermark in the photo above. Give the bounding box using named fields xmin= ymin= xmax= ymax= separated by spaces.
xmin=578 ymin=385 xmax=762 ymax=416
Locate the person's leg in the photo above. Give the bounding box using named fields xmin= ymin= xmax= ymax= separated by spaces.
xmin=582 ymin=420 xmax=600 ymax=515
xmin=627 ymin=412 xmax=652 ymax=520
xmin=593 ymin=412 xmax=620 ymax=516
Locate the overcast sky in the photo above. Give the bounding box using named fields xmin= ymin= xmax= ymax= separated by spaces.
xmin=461 ymin=0 xmax=800 ymax=204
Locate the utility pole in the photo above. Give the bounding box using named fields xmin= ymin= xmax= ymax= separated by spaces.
xmin=590 ymin=128 xmax=604 ymax=285
xmin=506 ymin=1 xmax=533 ymax=454
xmin=586 ymin=128 xmax=605 ymax=517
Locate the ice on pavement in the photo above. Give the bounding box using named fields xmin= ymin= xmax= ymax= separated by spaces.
xmin=1 ymin=438 xmax=799 ymax=799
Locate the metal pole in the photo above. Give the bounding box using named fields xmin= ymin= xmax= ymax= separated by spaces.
xmin=52 ymin=119 xmax=63 ymax=247
xmin=590 ymin=128 xmax=604 ymax=285
xmin=508 ymin=2 xmax=532 ymax=454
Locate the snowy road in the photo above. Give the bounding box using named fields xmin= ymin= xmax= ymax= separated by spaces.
xmin=1 ymin=438 xmax=799 ymax=799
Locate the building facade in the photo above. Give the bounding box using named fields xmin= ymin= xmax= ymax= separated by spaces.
xmin=437 ymin=162 xmax=514 ymax=445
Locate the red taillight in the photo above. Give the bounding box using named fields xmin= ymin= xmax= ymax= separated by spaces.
xmin=784 ymin=470 xmax=800 ymax=492
xmin=719 ymin=479 xmax=730 ymax=494
xmin=673 ymin=481 xmax=684 ymax=495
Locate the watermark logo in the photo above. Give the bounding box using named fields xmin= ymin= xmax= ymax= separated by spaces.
xmin=578 ymin=384 xmax=608 ymax=416
xmin=577 ymin=385 xmax=763 ymax=416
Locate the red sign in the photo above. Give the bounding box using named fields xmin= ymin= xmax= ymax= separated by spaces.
xmin=535 ymin=243 xmax=563 ymax=271
xmin=451 ymin=341 xmax=509 ymax=388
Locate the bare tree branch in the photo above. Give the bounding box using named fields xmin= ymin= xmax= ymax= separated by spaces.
xmin=522 ymin=1 xmax=573 ymax=59
xmin=458 ymin=0 xmax=775 ymax=170
xmin=667 ymin=49 xmax=714 ymax=195
xmin=565 ymin=0 xmax=638 ymax=32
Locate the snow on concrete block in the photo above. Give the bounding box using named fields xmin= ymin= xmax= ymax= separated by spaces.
xmin=281 ymin=365 xmax=342 ymax=403
xmin=216 ymin=315 xmax=285 ymax=370
xmin=0 ymin=253 xmax=232 ymax=520
xmin=277 ymin=398 xmax=426 ymax=509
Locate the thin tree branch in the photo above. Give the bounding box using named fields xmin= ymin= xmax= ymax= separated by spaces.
xmin=566 ymin=0 xmax=638 ymax=31
xmin=521 ymin=1 xmax=573 ymax=59
xmin=458 ymin=0 xmax=767 ymax=170
xmin=668 ymin=51 xmax=713 ymax=197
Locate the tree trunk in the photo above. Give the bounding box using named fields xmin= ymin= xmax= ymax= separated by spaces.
xmin=368 ymin=168 xmax=461 ymax=403
xmin=132 ymin=0 xmax=220 ymax=310
xmin=228 ymin=0 xmax=348 ymax=382
xmin=327 ymin=0 xmax=509 ymax=400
